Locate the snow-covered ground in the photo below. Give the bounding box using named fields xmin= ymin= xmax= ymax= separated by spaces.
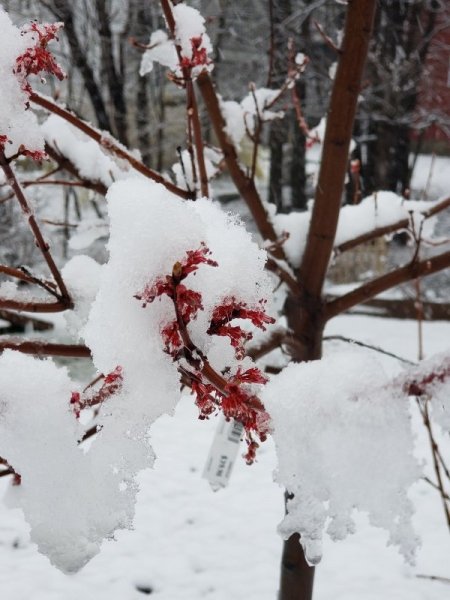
xmin=0 ymin=314 xmax=449 ymax=599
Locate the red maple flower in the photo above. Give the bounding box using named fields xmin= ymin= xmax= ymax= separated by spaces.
xmin=208 ymin=297 xmax=274 ymax=357
xmin=175 ymin=284 xmax=203 ymax=323
xmin=229 ymin=367 xmax=268 ymax=385
xmin=70 ymin=391 xmax=82 ymax=419
xmin=405 ymin=362 xmax=450 ymax=397
xmin=192 ymin=379 xmax=217 ymax=419
xmin=180 ymin=36 xmax=211 ymax=70
xmin=177 ymin=243 xmax=218 ymax=280
xmin=20 ymin=146 xmax=47 ymax=161
xmin=70 ymin=366 xmax=123 ymax=417
xmin=214 ymin=324 xmax=253 ymax=359
xmin=0 ymin=135 xmax=9 ymax=151
xmin=161 ymin=320 xmax=183 ymax=356
xmin=135 ymin=276 xmax=174 ymax=307
xmin=15 ymin=22 xmax=65 ymax=94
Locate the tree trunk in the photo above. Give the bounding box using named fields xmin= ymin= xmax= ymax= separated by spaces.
xmin=267 ymin=0 xmax=292 ymax=210
xmin=278 ymin=2 xmax=377 ymax=598
xmin=95 ymin=0 xmax=129 ymax=145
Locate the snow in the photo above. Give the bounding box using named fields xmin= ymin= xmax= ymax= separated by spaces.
xmin=220 ymin=89 xmax=283 ymax=153
xmin=0 ymin=352 xmax=134 ymax=573
xmin=172 ymin=3 xmax=213 ymax=63
xmin=62 ymin=255 xmax=102 ymax=338
xmin=41 ymin=115 xmax=139 ymax=188
xmin=84 ymin=177 xmax=272 ymax=382
xmin=273 ymin=191 xmax=439 ymax=268
xmin=171 ymin=146 xmax=222 ymax=191
xmin=68 ymin=217 xmax=109 ymax=251
xmin=263 ymin=348 xmax=420 ymax=565
xmin=0 ymin=8 xmax=45 ymax=156
xmin=0 ymin=315 xmax=449 ymax=598
xmin=139 ymin=30 xmax=178 ymax=76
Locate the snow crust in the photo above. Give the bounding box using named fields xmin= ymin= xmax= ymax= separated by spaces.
xmin=262 ymin=348 xmax=420 ymax=565
xmin=0 ymin=8 xmax=45 ymax=156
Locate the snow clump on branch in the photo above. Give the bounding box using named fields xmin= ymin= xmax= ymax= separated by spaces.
xmin=0 ymin=8 xmax=63 ymax=158
xmin=140 ymin=3 xmax=213 ymax=78
xmin=262 ymin=348 xmax=421 ymax=565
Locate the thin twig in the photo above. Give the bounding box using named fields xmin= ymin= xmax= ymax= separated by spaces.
xmin=422 ymin=476 xmax=450 ymax=501
xmin=323 ymin=335 xmax=417 ymax=365
xmin=416 ymin=574 xmax=450 ymax=585
xmin=0 ymin=152 xmax=72 ymax=306
xmin=313 ymin=20 xmax=341 ymax=54
xmin=419 ymin=399 xmax=450 ymax=530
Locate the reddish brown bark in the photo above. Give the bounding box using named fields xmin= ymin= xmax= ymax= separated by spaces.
xmin=0 ymin=152 xmax=72 ymax=307
xmin=30 ymin=92 xmax=193 ymax=200
xmin=197 ymin=72 xmax=286 ymax=261
xmin=0 ymin=339 xmax=91 ymax=357
xmin=335 ymin=195 xmax=450 ymax=254
xmin=325 ymin=249 xmax=450 ymax=320
xmin=280 ymin=2 xmax=377 ymax=600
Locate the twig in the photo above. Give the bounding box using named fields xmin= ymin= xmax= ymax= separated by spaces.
xmin=422 ymin=476 xmax=450 ymax=501
xmin=197 ymin=71 xmax=287 ymax=262
xmin=421 ymin=152 xmax=436 ymax=201
xmin=44 ymin=144 xmax=108 ymax=196
xmin=334 ymin=193 xmax=450 ymax=254
xmin=159 ymin=0 xmax=209 ymax=198
xmin=416 ymin=574 xmax=450 ymax=585
xmin=418 ymin=399 xmax=450 ymax=530
xmin=323 ymin=335 xmax=417 ymax=365
xmin=0 ymin=152 xmax=72 ymax=307
xmin=325 ymin=249 xmax=450 ymax=320
xmin=249 ymin=84 xmax=263 ymax=182
xmin=313 ymin=20 xmax=341 ymax=54
xmin=414 ymin=277 xmax=424 ymax=361
xmin=247 ymin=326 xmax=287 ymax=361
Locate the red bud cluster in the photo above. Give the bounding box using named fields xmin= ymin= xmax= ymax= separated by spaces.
xmin=70 ymin=366 xmax=123 ymax=418
xmin=405 ymin=362 xmax=450 ymax=397
xmin=136 ymin=244 xmax=274 ymax=463
xmin=15 ymin=22 xmax=65 ymax=94
xmin=180 ymin=36 xmax=211 ymax=70
xmin=208 ymin=298 xmax=275 ymax=359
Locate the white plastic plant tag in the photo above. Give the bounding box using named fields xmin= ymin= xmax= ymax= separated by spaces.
xmin=202 ymin=414 xmax=244 ymax=491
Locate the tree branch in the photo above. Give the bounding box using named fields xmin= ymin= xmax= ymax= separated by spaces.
xmin=196 ymin=72 xmax=287 ymax=262
xmin=0 ymin=339 xmax=91 ymax=357
xmin=30 ymin=92 xmax=193 ymax=200
xmin=335 ymin=195 xmax=450 ymax=254
xmin=44 ymin=144 xmax=108 ymax=196
xmin=325 ymin=250 xmax=450 ymax=320
xmin=298 ymin=0 xmax=377 ymax=296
